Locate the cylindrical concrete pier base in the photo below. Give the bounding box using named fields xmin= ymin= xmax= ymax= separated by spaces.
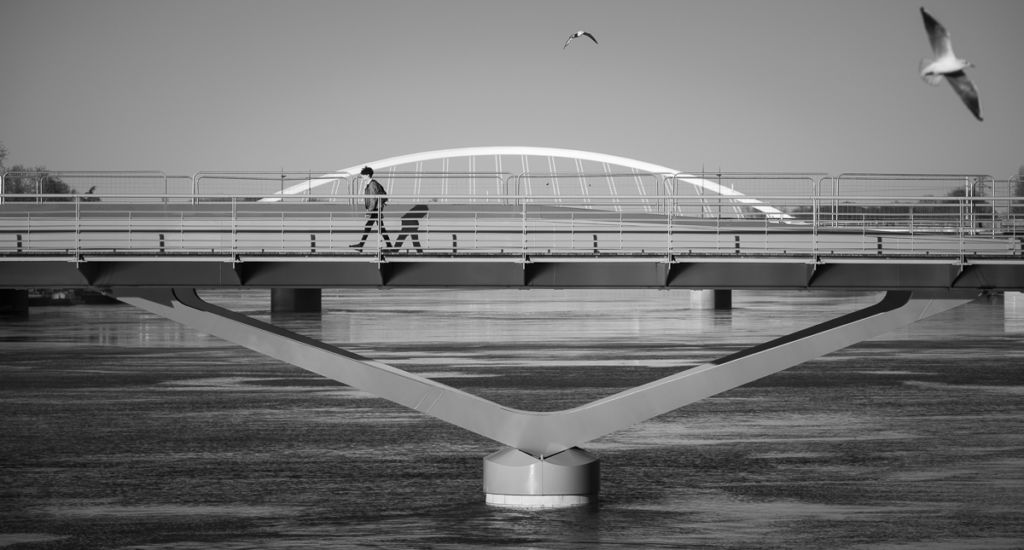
xmin=690 ymin=289 xmax=732 ymax=310
xmin=271 ymin=288 xmax=321 ymax=313
xmin=483 ymin=447 xmax=599 ymax=508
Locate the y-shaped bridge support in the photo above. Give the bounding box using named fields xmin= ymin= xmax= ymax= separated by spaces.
xmin=113 ymin=287 xmax=975 ymax=507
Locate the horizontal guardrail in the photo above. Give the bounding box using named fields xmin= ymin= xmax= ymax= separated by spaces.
xmin=0 ymin=194 xmax=1021 ymax=260
xmin=5 ymin=170 xmax=1019 ymax=203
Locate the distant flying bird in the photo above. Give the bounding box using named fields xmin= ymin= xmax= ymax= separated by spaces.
xmin=563 ymin=30 xmax=598 ymax=49
xmin=919 ymin=7 xmax=982 ymax=121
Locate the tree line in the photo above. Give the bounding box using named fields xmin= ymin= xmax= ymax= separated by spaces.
xmin=0 ymin=141 xmax=97 ymax=201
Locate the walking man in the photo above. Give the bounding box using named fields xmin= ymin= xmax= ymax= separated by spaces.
xmin=349 ymin=166 xmax=392 ymax=250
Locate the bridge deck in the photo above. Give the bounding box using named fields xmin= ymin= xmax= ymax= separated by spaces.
xmin=1 ymin=200 xmax=1021 ymax=290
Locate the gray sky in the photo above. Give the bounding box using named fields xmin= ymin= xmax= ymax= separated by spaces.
xmin=1 ymin=0 xmax=1022 ymax=178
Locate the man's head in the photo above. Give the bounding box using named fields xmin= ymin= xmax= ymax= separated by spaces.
xmin=360 ymin=166 xmax=374 ymax=178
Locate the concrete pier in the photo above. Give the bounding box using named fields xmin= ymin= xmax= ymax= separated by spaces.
xmin=1006 ymin=291 xmax=1023 ymax=327
xmin=0 ymin=289 xmax=29 ymax=316
xmin=271 ymin=288 xmax=321 ymax=313
xmin=690 ymin=289 xmax=732 ymax=310
xmin=1006 ymin=291 xmax=1023 ymax=308
xmin=483 ymin=447 xmax=599 ymax=508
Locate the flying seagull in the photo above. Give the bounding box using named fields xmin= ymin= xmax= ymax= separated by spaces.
xmin=919 ymin=7 xmax=982 ymax=121
xmin=563 ymin=30 xmax=598 ymax=49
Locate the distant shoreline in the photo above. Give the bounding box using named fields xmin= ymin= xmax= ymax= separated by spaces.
xmin=27 ymin=288 xmax=118 ymax=307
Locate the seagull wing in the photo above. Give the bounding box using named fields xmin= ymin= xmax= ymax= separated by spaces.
xmin=946 ymin=70 xmax=983 ymax=121
xmin=564 ymin=30 xmax=597 ymax=49
xmin=919 ymin=58 xmax=944 ymax=85
xmin=921 ymin=7 xmax=953 ymax=59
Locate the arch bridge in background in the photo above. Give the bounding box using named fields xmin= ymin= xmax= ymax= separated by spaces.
xmin=267 ymin=146 xmax=792 ymax=219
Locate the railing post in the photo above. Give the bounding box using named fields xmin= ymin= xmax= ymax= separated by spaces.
xmin=812 ymin=177 xmax=821 ymax=255
xmin=832 ymin=175 xmax=841 ymax=227
xmin=618 ymin=211 xmax=623 ymax=252
xmin=521 ymin=195 xmax=527 ymax=258
xmin=75 ymin=195 xmax=81 ymax=256
xmin=862 ymin=214 xmax=867 ymax=252
xmin=716 ymin=172 xmax=722 ymax=220
xmin=811 ymin=184 xmax=819 ymax=230
xmin=666 ymin=191 xmax=674 ymax=259
xmin=570 ymin=212 xmax=575 ymax=253
xmin=715 ymin=195 xmax=721 ymax=237
xmin=192 ymin=173 xmax=204 ymax=205
xmin=958 ymin=197 xmax=965 ymax=256
xmin=231 ymin=198 xmax=238 ymax=256
xmin=764 ymin=207 xmax=769 ymax=252
xmin=375 ymin=201 xmax=382 ymax=257
xmin=987 ymin=176 xmax=996 ymax=237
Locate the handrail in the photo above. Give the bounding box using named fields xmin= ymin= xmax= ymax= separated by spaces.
xmin=3 ymin=170 xmax=1021 ymax=257
xmin=1 ymin=170 xmax=169 ymax=205
xmin=1 ymin=193 xmax=1020 ymax=210
xmin=191 ymin=170 xmax=350 ymax=203
xmin=833 ymin=172 xmax=997 ymax=196
xmin=1 ymin=192 xmax=1019 ymax=203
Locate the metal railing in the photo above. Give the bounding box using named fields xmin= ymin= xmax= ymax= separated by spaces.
xmin=0 ymin=171 xmax=183 ymax=204
xmin=191 ymin=171 xmax=351 ymax=203
xmin=6 ymin=168 xmax=1016 ymax=207
xmin=826 ymin=173 xmax=997 ymax=196
xmin=371 ymin=171 xmax=512 ymax=204
xmin=1 ymin=193 xmax=1020 ymax=259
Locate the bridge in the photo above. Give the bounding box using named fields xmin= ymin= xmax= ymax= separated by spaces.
xmin=3 ymin=147 xmax=1023 ymax=507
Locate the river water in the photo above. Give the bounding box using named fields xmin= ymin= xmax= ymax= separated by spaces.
xmin=1 ymin=289 xmax=1022 ymax=549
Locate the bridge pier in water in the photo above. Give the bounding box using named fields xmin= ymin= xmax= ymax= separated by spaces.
xmin=483 ymin=447 xmax=600 ymax=507
xmin=112 ymin=287 xmax=976 ymax=509
xmin=271 ymin=288 xmax=321 ymax=313
xmin=0 ymin=289 xmax=29 ymax=316
xmin=690 ymin=289 xmax=732 ymax=310
xmin=1006 ymin=291 xmax=1024 ymax=308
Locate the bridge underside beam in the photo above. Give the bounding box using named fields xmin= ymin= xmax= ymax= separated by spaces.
xmin=2 ymin=258 xmax=1022 ymax=289
xmin=112 ymin=286 xmax=976 ymax=457
xmin=112 ymin=286 xmax=974 ymax=506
